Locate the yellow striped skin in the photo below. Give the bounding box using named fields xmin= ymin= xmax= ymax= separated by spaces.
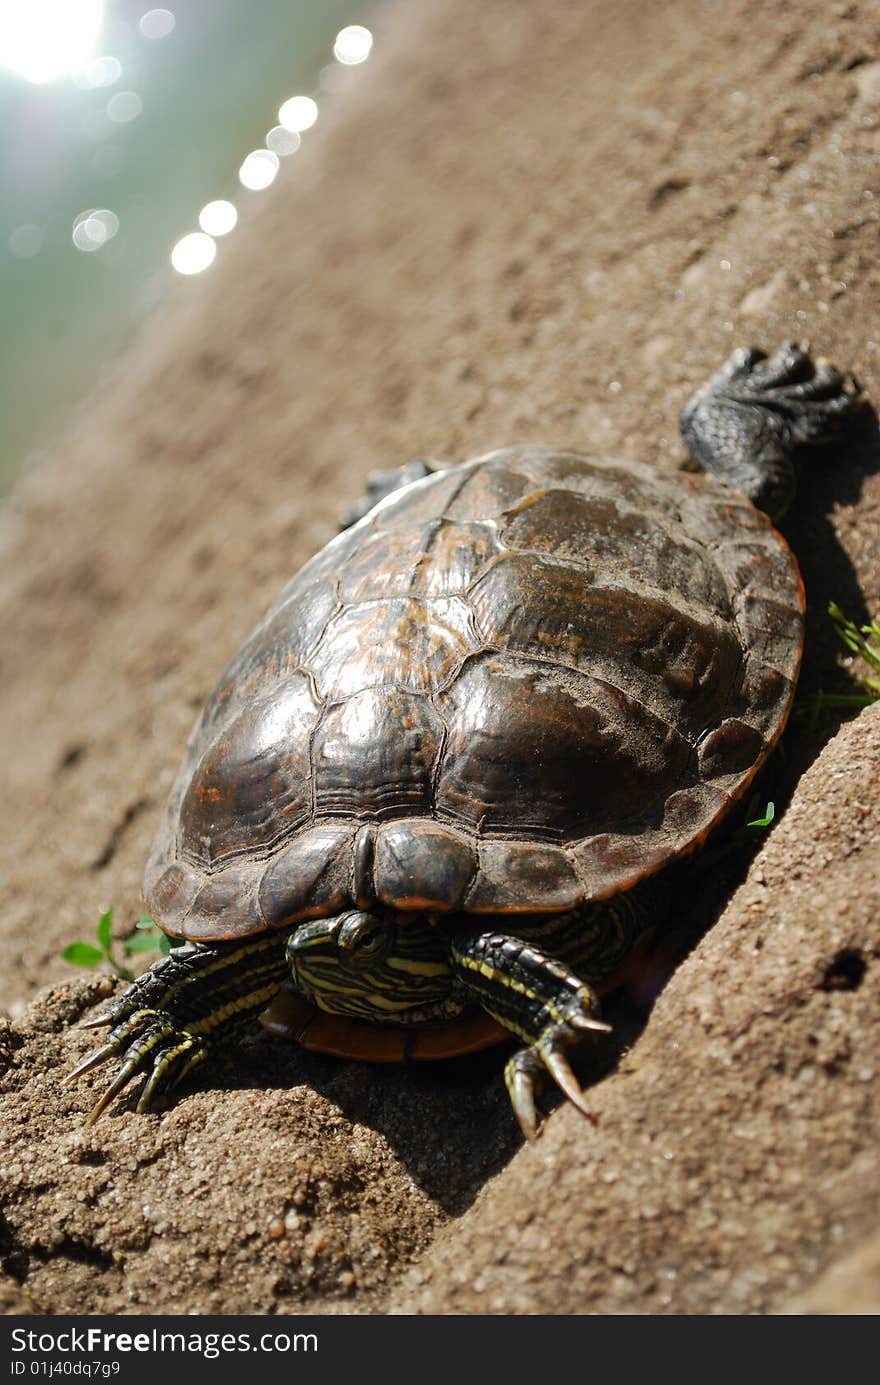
xmin=283 ymin=889 xmax=653 ymax=1033
xmin=286 ymin=910 xmax=464 ymax=1025
xmin=162 ymin=937 xmax=288 ymax=1035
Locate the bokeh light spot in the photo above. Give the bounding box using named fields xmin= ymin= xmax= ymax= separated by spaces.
xmin=238 ymin=149 xmax=279 ymax=191
xmin=107 ymin=89 xmax=142 ymax=122
xmin=333 ymin=25 xmax=372 ymax=65
xmin=265 ymin=125 xmax=301 ymax=157
xmin=72 ymin=208 xmax=119 ymax=252
xmin=278 ymin=95 xmax=317 ymax=133
xmin=198 ymin=200 xmax=237 ymax=236
xmin=72 ymin=54 xmax=121 ymax=88
xmin=171 ymin=232 xmax=216 ymax=275
xmin=139 ymin=8 xmax=175 ymax=40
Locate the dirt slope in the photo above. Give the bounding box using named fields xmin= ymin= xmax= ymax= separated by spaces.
xmin=1 ymin=0 xmax=878 ymax=1314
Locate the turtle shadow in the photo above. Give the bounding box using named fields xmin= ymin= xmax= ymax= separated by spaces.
xmin=759 ymin=404 xmax=875 ymax=819
xmin=227 ymin=1032 xmax=524 ymax=1214
xmin=217 ymin=987 xmax=657 ymax=1216
xmin=780 ymin=407 xmax=878 ymax=672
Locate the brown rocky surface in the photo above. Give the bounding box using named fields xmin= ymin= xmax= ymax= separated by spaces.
xmin=1 ymin=0 xmax=878 ymax=1315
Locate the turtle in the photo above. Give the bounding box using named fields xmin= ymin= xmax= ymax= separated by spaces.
xmin=66 ymin=343 xmax=860 ymax=1137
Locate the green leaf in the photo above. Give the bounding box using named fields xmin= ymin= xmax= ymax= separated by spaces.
xmin=747 ymin=801 xmax=775 ymax=830
xmin=137 ymin=915 xmax=173 ymax=955
xmin=124 ymin=914 xmax=172 ymax=960
xmin=123 ymin=933 xmax=165 ymax=954
xmin=125 ymin=914 xmax=169 ymax=957
xmin=62 ymin=942 xmax=106 ymax=968
xmin=96 ymin=908 xmax=113 ymax=955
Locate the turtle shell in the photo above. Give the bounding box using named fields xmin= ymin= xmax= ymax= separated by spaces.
xmin=144 ymin=447 xmax=803 ymax=942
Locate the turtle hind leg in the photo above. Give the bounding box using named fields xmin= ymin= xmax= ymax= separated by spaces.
xmin=340 ymin=458 xmax=447 ymax=529
xmin=680 ymin=342 xmax=863 ymax=520
xmin=64 ymin=935 xmax=289 ymax=1122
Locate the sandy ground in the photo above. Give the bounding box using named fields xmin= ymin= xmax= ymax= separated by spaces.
xmin=1 ymin=0 xmax=879 ymax=1315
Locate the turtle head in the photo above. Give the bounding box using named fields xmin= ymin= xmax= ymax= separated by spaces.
xmin=285 ymin=909 xmax=459 ymax=1023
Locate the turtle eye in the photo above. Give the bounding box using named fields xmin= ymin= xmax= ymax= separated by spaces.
xmin=335 ymin=911 xmax=389 ymax=965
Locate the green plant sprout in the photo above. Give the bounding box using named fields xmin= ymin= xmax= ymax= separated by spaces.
xmin=801 ymin=602 xmax=880 ymax=726
xmin=63 ymin=908 xmax=171 ymax=982
xmin=693 ymin=796 xmax=775 ymax=877
xmin=745 ymin=800 xmax=775 ymax=830
xmin=828 ymin=601 xmax=880 ymax=693
xmin=727 ymin=795 xmax=775 ymax=848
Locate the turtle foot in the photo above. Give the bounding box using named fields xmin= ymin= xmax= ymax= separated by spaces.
xmin=715 ymin=342 xmax=858 ymax=433
xmin=680 ymin=342 xmax=863 ymax=518
xmin=64 ymin=936 xmax=287 ymax=1122
xmin=451 ymin=928 xmax=613 ymax=1138
xmin=65 ymin=1006 xmax=207 ymax=1123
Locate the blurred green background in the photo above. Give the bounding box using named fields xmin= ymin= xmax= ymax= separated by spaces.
xmin=0 ymin=0 xmax=371 ymax=491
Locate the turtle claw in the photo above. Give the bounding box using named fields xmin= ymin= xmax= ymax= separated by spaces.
xmin=67 ymin=1002 xmax=206 ymax=1123
xmin=505 ymin=1010 xmax=608 ymax=1138
xmin=505 ymin=1037 xmax=600 ymax=1139
xmin=505 ymin=1052 xmax=540 ymax=1141
xmin=64 ymin=1007 xmax=156 ymax=1086
xmin=541 ymin=1045 xmax=598 ymax=1124
xmin=681 ymin=341 xmax=863 ymax=519
xmin=62 ymin=1037 xmax=122 ymax=1085
xmin=86 ymin=1060 xmax=144 ymax=1127
xmin=78 ymin=1012 xmax=116 ymax=1031
xmin=83 ymin=1025 xmax=206 ymax=1124
xmin=569 ymin=1013 xmax=613 ymax=1035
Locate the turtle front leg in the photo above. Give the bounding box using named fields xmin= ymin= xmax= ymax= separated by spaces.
xmin=64 ymin=936 xmax=289 ymax=1122
xmin=450 ymin=931 xmax=611 ymax=1140
xmin=680 ymin=342 xmax=862 ymax=519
